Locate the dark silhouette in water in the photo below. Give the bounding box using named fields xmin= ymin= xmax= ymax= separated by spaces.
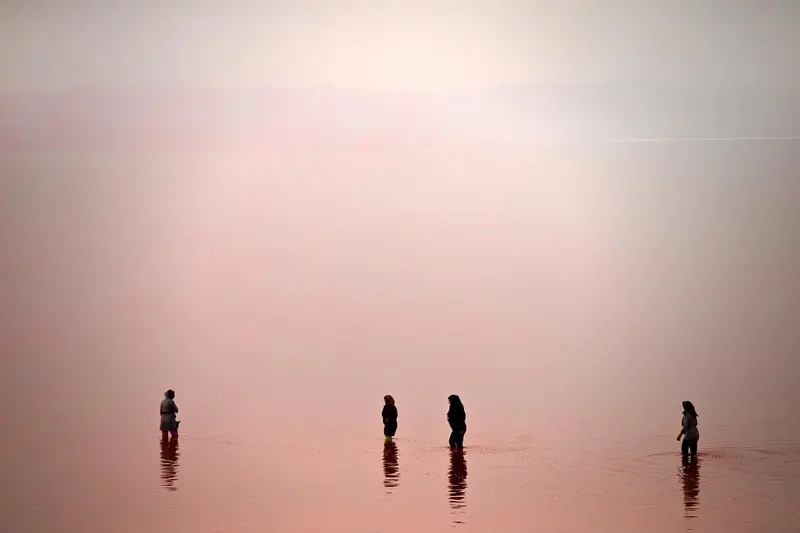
xmin=382 ymin=440 xmax=400 ymax=493
xmin=447 ymin=395 xmax=467 ymax=449
xmin=159 ymin=438 xmax=180 ymax=492
xmin=678 ymin=454 xmax=701 ymax=520
xmin=677 ymin=400 xmax=700 ymax=456
xmin=382 ymin=395 xmax=398 ymax=441
xmin=448 ymin=448 xmax=468 ymax=524
xmin=160 ymin=389 xmax=180 ymax=442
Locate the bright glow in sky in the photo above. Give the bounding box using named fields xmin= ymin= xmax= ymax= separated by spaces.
xmin=1 ymin=0 xmax=799 ymax=91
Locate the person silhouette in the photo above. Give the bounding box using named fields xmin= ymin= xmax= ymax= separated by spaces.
xmin=676 ymin=401 xmax=699 ymax=456
xmin=160 ymin=389 xmax=180 ymax=442
xmin=382 ymin=395 xmax=398 ymax=442
xmin=447 ymin=395 xmax=467 ymax=449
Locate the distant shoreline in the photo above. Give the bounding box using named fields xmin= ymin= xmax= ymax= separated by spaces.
xmin=1 ymin=84 xmax=797 ymax=149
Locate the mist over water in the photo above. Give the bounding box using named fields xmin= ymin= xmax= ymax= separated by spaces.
xmin=1 ymin=142 xmax=799 ymax=532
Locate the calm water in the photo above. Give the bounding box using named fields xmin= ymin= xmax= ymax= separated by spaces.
xmin=2 ymin=144 xmax=799 ymax=532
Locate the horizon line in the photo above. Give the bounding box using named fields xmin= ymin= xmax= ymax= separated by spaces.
xmin=2 ymin=81 xmax=799 ymax=97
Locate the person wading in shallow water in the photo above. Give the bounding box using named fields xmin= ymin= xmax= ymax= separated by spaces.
xmin=382 ymin=395 xmax=398 ymax=442
xmin=160 ymin=389 xmax=180 ymax=441
xmin=447 ymin=395 xmax=467 ymax=449
xmin=677 ymin=400 xmax=699 ymax=456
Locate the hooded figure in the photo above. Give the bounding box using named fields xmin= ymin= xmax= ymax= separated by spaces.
xmin=447 ymin=395 xmax=467 ymax=449
xmin=382 ymin=395 xmax=398 ymax=441
xmin=160 ymin=389 xmax=179 ymax=441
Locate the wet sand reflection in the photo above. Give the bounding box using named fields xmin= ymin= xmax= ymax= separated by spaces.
xmin=678 ymin=454 xmax=701 ymax=521
xmin=382 ymin=440 xmax=400 ymax=493
xmin=160 ymin=438 xmax=180 ymax=491
xmin=448 ymin=449 xmax=468 ymax=524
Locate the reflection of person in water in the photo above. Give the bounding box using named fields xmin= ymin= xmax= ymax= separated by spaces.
xmin=382 ymin=440 xmax=400 ymax=492
xmin=678 ymin=454 xmax=700 ymax=519
xmin=447 ymin=395 xmax=467 ymax=449
xmin=448 ymin=448 xmax=468 ymax=512
xmin=160 ymin=438 xmax=180 ymax=491
xmin=382 ymin=395 xmax=398 ymax=442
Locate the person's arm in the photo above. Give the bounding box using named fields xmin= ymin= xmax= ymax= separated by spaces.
xmin=677 ymin=415 xmax=687 ymax=441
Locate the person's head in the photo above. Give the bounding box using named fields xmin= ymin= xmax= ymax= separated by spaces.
xmin=448 ymin=394 xmax=461 ymax=405
xmin=165 ymin=389 xmax=175 ymax=400
xmin=682 ymin=400 xmax=697 ymax=417
xmin=384 ymin=395 xmax=395 ymax=406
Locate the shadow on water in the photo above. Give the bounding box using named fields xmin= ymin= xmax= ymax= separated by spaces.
xmin=678 ymin=454 xmax=701 ymax=522
xmin=382 ymin=440 xmax=400 ymax=493
xmin=160 ymin=438 xmax=180 ymax=492
xmin=448 ymin=449 xmax=468 ymax=525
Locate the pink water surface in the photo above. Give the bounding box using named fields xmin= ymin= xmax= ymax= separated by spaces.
xmin=2 ymin=145 xmax=799 ymax=532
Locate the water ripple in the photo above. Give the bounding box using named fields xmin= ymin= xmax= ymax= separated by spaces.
xmin=382 ymin=441 xmax=400 ymax=494
xmin=448 ymin=449 xmax=468 ymax=526
xmin=159 ymin=438 xmax=180 ymax=492
xmin=678 ymin=455 xmax=701 ymax=521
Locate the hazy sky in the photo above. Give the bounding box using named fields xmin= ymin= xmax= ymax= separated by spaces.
xmin=1 ymin=0 xmax=798 ymax=91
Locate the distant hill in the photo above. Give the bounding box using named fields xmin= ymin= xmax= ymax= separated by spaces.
xmin=0 ymin=84 xmax=797 ymax=150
